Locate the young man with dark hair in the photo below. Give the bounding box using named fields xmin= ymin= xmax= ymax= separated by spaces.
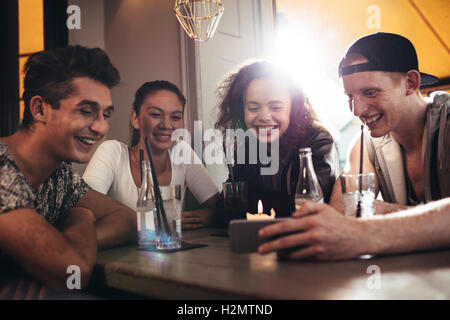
xmin=0 ymin=45 xmax=136 ymax=298
xmin=257 ymin=32 xmax=450 ymax=261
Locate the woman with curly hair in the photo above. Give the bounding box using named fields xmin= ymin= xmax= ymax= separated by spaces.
xmin=215 ymin=61 xmax=339 ymax=222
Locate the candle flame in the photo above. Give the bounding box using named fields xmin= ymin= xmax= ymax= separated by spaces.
xmin=246 ymin=204 xmax=276 ymax=220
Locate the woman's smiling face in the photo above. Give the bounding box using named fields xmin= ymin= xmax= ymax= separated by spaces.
xmin=133 ymin=89 xmax=184 ymax=153
xmin=244 ymin=77 xmax=291 ymax=143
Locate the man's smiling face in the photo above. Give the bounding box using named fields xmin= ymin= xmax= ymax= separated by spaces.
xmin=44 ymin=77 xmax=113 ymax=163
xmin=342 ymin=58 xmax=409 ymax=138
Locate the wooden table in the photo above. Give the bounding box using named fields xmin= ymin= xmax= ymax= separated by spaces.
xmin=93 ymin=228 xmax=450 ymax=299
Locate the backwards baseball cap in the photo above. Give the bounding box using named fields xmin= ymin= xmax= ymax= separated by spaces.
xmin=338 ymin=32 xmax=439 ymax=87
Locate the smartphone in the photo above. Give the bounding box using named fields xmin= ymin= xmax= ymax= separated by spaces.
xmin=229 ymin=218 xmax=292 ymax=253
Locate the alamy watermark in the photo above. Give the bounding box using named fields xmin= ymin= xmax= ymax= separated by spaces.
xmin=66 ymin=265 xmax=81 ymax=290
xmin=366 ymin=265 xmax=381 ymax=290
xmin=366 ymin=5 xmax=381 ymax=30
xmin=170 ymin=121 xmax=279 ymax=175
xmin=67 ymin=5 xmax=81 ymax=30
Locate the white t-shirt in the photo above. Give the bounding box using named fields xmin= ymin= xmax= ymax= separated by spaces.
xmin=82 ymin=140 xmax=218 ymax=211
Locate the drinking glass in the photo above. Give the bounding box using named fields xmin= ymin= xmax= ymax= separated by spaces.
xmin=340 ymin=173 xmax=376 ymax=259
xmin=340 ymin=173 xmax=375 ymax=218
xmin=153 ymin=185 xmax=182 ymax=250
xmin=223 ymin=181 xmax=248 ymax=221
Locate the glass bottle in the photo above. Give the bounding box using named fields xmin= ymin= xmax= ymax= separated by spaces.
xmin=294 ymin=148 xmax=323 ymax=209
xmin=136 ymin=160 xmax=155 ymax=244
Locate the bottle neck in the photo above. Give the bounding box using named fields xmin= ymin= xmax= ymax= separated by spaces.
xmin=137 ymin=160 xmax=155 ymax=207
xmin=295 ymin=150 xmax=323 ymax=202
xmin=299 ymin=152 xmax=314 ymax=175
xmin=141 ymin=160 xmax=152 ymax=187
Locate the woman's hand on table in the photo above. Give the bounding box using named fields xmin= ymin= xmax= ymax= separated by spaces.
xmin=182 ymin=208 xmax=212 ymax=230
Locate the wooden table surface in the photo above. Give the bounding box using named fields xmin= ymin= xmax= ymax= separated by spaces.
xmin=93 ymin=228 xmax=450 ymax=299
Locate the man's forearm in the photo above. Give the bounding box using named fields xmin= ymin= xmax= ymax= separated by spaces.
xmin=363 ymin=198 xmax=450 ymax=255
xmin=0 ymin=208 xmax=98 ymax=290
xmin=375 ymin=200 xmax=410 ymax=215
xmin=61 ymin=208 xmax=97 ymax=272
xmin=75 ymin=190 xmax=137 ymax=250
xmin=95 ymin=209 xmax=137 ymax=250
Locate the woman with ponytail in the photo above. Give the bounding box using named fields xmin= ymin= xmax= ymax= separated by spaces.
xmin=83 ymin=81 xmax=219 ymax=229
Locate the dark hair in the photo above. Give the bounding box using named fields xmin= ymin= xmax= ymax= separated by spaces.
xmin=21 ymin=45 xmax=120 ymax=128
xmin=215 ymin=60 xmax=318 ymax=162
xmin=130 ymin=80 xmax=186 ymax=147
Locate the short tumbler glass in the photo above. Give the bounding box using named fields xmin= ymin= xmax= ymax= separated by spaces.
xmin=223 ymin=181 xmax=248 ymax=221
xmin=340 ymin=173 xmax=376 ymax=218
xmin=340 ymin=173 xmax=376 ymax=259
xmin=153 ymin=185 xmax=182 ymax=250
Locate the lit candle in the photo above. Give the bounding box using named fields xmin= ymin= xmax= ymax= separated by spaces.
xmin=246 ymin=200 xmax=276 ymax=220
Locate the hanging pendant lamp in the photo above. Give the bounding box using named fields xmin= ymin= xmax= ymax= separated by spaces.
xmin=174 ymin=0 xmax=224 ymax=41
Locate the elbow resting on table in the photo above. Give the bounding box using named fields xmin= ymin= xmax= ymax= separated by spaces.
xmin=96 ymin=208 xmax=138 ymax=250
xmin=122 ymin=210 xmax=138 ymax=242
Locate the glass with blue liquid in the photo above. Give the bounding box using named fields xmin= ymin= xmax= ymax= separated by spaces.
xmin=153 ymin=185 xmax=182 ymax=250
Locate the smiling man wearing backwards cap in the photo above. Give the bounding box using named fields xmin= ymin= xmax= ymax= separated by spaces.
xmin=333 ymin=32 xmax=449 ymax=211
xmin=257 ymin=32 xmax=450 ymax=261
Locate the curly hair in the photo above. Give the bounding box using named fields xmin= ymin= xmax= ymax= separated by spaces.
xmin=21 ymin=45 xmax=120 ymax=129
xmin=215 ymin=60 xmax=318 ymax=162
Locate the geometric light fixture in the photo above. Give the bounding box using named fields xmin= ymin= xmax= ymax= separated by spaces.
xmin=174 ymin=0 xmax=224 ymax=41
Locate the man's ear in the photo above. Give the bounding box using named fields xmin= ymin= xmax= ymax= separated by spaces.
xmin=29 ymin=96 xmax=49 ymax=124
xmin=131 ymin=109 xmax=140 ymax=130
xmin=405 ymin=70 xmax=421 ymax=95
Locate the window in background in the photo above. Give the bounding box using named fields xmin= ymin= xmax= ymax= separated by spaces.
xmin=274 ymin=0 xmax=450 ymax=169
xmin=18 ymin=0 xmax=44 ymax=122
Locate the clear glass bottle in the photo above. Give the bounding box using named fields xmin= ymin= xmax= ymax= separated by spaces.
xmin=294 ymin=148 xmax=323 ymax=209
xmin=136 ymin=160 xmax=155 ymax=244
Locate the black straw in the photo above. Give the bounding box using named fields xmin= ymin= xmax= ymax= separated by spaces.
xmin=139 ymin=149 xmax=144 ymax=185
xmin=144 ymin=137 xmax=172 ymax=237
xmin=356 ymin=125 xmax=364 ymax=218
xmin=223 ymin=141 xmax=236 ymax=195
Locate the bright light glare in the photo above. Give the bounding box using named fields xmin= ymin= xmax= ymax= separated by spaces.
xmin=273 ymin=24 xmax=353 ymax=138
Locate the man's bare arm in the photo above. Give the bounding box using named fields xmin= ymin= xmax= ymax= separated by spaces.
xmin=60 ymin=207 xmax=97 ymax=268
xmin=364 ymin=198 xmax=450 ymax=254
xmin=75 ymin=190 xmax=137 ymax=250
xmin=0 ymin=208 xmax=97 ymax=290
xmin=258 ymin=198 xmax=450 ymax=260
xmin=374 ymin=200 xmax=409 ymax=214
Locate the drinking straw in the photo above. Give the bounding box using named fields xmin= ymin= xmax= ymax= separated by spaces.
xmin=139 ymin=149 xmax=144 ymax=184
xmin=144 ymin=137 xmax=172 ymax=237
xmin=356 ymin=125 xmax=364 ymax=218
xmin=223 ymin=140 xmax=236 ymax=196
